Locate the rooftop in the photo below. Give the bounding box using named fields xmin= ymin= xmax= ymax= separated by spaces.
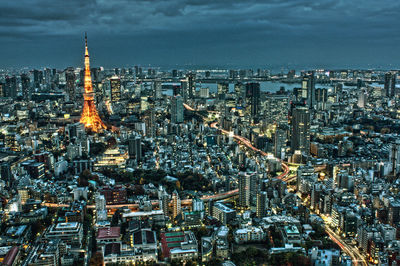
xmin=97 ymin=227 xmax=121 ymax=239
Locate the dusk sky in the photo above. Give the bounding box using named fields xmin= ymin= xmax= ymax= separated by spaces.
xmin=1 ymin=0 xmax=400 ymax=70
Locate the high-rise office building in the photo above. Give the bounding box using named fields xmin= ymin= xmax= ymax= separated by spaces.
xmin=110 ymin=76 xmax=121 ymax=103
xmin=21 ymin=73 xmax=30 ymax=100
xmin=301 ymin=72 xmax=315 ymax=108
xmin=384 ymin=72 xmax=396 ymax=98
xmin=357 ymin=90 xmax=367 ymax=108
xmin=181 ymin=73 xmax=195 ymax=102
xmin=239 ymin=172 xmax=250 ymax=208
xmin=33 ymin=69 xmax=43 ymax=89
xmin=200 ymin=87 xmax=209 ymax=98
xmin=187 ymin=73 xmax=195 ymax=99
xmin=44 ymin=68 xmax=52 ymax=84
xmin=144 ymin=109 xmax=156 ymax=138
xmin=291 ymin=106 xmax=310 ymax=154
xmin=217 ymin=82 xmax=229 ymax=96
xmin=234 ymin=82 xmax=245 ymax=98
xmin=91 ymin=67 xmax=100 ymax=83
xmin=0 ymin=83 xmax=4 ymax=97
xmin=171 ymin=95 xmax=184 ymax=124
xmin=128 ymin=135 xmax=142 ymax=162
xmin=315 ymin=88 xmax=328 ymax=110
xmin=390 ymin=141 xmax=400 ymax=176
xmin=389 ymin=200 xmax=400 ymax=226
xmin=274 ymin=126 xmax=286 ymax=159
xmin=65 ymin=68 xmax=76 ymax=101
xmin=5 ymin=76 xmax=17 ymax=99
xmin=246 ymin=82 xmax=260 ymax=118
xmin=0 ymin=163 xmax=13 ymax=185
xmin=153 ymin=80 xmax=162 ymax=99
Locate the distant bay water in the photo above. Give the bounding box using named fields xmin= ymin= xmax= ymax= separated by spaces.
xmin=161 ymin=80 xmax=392 ymax=96
xmin=162 ymin=81 xmax=303 ymax=96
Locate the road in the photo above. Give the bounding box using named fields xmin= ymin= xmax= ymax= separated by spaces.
xmin=43 ymin=188 xmax=239 ymax=209
xmin=193 ymin=104 xmax=367 ymax=265
xmin=325 ymin=225 xmax=367 ymax=266
xmin=184 ymin=103 xmax=289 ymax=180
xmin=209 ymin=122 xmax=290 ymax=181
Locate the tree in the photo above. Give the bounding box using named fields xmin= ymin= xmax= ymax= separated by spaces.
xmin=133 ymin=185 xmax=145 ymax=195
xmin=30 ymin=220 xmax=45 ymax=241
xmin=195 ymin=226 xmax=208 ymax=239
xmin=90 ymin=142 xmax=107 ymax=156
xmin=175 ymin=180 xmax=181 ymax=190
xmin=89 ymin=252 xmax=103 ymax=266
xmin=111 ymin=210 xmax=121 ymax=226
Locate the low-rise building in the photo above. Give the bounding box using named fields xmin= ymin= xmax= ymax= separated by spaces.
xmin=281 ymin=224 xmax=301 ymax=244
xmin=212 ymin=202 xmax=236 ymax=225
xmin=234 ymin=226 xmax=265 ymax=244
xmin=45 ymin=222 xmax=83 ymax=247
xmin=96 ymin=227 xmax=121 ymax=245
xmin=160 ymin=231 xmax=198 ymax=261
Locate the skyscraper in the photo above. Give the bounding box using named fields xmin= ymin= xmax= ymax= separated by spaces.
xmin=145 ymin=109 xmax=156 ymax=138
xmin=234 ymin=82 xmax=244 ymax=98
xmin=0 ymin=83 xmax=4 ymax=97
xmin=21 ymin=73 xmax=30 ymax=100
xmin=217 ymin=82 xmax=229 ymax=96
xmin=1 ymin=163 xmax=13 ymax=186
xmin=65 ymin=68 xmax=76 ymax=101
xmin=110 ymin=76 xmax=121 ymax=103
xmin=315 ymin=88 xmax=327 ymax=110
xmin=187 ymin=73 xmax=196 ymax=99
xmin=291 ymin=106 xmax=310 ymax=154
xmin=357 ymin=90 xmax=367 ymax=108
xmin=274 ymin=126 xmax=286 ymax=159
xmin=246 ymin=82 xmax=260 ymax=118
xmin=128 ymin=135 xmax=142 ymax=162
xmin=239 ymin=172 xmax=250 ymax=208
xmin=33 ymin=69 xmax=42 ymax=89
xmin=171 ymin=95 xmax=184 ymax=124
xmin=5 ymin=76 xmax=17 ymax=99
xmin=153 ymin=80 xmax=162 ymax=99
xmin=181 ymin=73 xmax=196 ymax=102
xmin=384 ymin=72 xmax=396 ymax=98
xmin=301 ymin=72 xmax=315 ymax=108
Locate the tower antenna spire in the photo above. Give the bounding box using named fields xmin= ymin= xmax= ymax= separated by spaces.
xmin=80 ymin=32 xmax=106 ymax=132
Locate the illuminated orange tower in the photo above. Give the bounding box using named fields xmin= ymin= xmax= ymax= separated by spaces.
xmin=80 ymin=33 xmax=106 ymax=132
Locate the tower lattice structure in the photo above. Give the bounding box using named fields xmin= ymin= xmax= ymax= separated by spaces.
xmin=80 ymin=34 xmax=106 ymax=132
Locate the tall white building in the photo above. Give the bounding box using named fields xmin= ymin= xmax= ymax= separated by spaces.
xmin=172 ymin=190 xmax=181 ymax=219
xmin=95 ymin=192 xmax=107 ymax=221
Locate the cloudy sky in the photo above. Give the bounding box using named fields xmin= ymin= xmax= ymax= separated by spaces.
xmin=1 ymin=0 xmax=399 ymax=70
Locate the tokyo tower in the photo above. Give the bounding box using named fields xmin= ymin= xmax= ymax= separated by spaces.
xmin=79 ymin=33 xmax=106 ymax=132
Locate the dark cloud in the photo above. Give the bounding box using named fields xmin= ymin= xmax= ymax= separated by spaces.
xmin=0 ymin=0 xmax=399 ymax=69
